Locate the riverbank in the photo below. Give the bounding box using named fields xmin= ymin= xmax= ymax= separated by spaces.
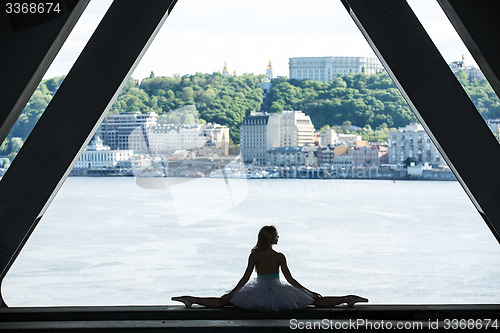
xmin=68 ymin=166 xmax=456 ymax=181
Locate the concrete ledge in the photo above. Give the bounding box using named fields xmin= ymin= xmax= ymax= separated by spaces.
xmin=0 ymin=304 xmax=499 ymax=332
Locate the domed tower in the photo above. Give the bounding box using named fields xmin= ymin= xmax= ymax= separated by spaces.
xmin=266 ymin=59 xmax=273 ymax=81
xmin=222 ymin=61 xmax=230 ymax=77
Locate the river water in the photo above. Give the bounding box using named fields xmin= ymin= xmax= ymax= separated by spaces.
xmin=3 ymin=177 xmax=500 ymax=306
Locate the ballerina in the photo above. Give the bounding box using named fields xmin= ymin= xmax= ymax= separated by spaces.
xmin=172 ymin=225 xmax=368 ymax=311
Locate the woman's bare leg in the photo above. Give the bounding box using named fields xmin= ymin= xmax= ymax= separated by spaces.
xmin=171 ymin=296 xmax=224 ymax=308
xmin=314 ymin=295 xmax=368 ymax=307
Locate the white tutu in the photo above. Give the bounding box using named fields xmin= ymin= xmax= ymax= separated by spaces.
xmin=229 ymin=273 xmax=314 ymax=312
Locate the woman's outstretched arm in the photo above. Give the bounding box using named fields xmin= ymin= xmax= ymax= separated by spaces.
xmin=280 ymin=253 xmax=321 ymax=298
xmin=220 ymin=253 xmax=255 ymax=304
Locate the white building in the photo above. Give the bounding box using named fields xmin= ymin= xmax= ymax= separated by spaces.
xmin=266 ymin=59 xmax=273 ymax=82
xmin=222 ymin=61 xmax=236 ymax=77
xmin=145 ymin=123 xmax=230 ymax=156
xmin=289 ymin=56 xmax=384 ymax=82
xmin=262 ymin=61 xmax=273 ymax=109
xmin=75 ymin=137 xmax=133 ymax=169
xmin=240 ymin=111 xmax=316 ymax=164
xmin=267 ymin=146 xmax=317 ymax=167
xmin=199 ymin=123 xmax=230 ymax=156
xmin=280 ymin=111 xmax=316 ymax=147
xmin=320 ymin=129 xmax=339 ymax=146
xmin=338 ymin=133 xmax=362 ymax=145
xmin=350 ymin=145 xmax=388 ymax=168
xmin=449 ymin=55 xmax=485 ymax=81
xmin=320 ymin=128 xmax=362 ymax=146
xmin=388 ymin=123 xmax=445 ymax=166
xmin=96 ymin=111 xmax=229 ymax=156
xmin=240 ymin=114 xmax=272 ymax=164
xmin=145 ymin=125 xmax=207 ymax=155
xmin=96 ymin=112 xmax=158 ymax=150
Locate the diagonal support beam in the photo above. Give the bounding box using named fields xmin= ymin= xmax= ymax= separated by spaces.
xmin=437 ymin=0 xmax=500 ymax=99
xmin=0 ymin=0 xmax=177 ymax=306
xmin=0 ymin=0 xmax=90 ymax=145
xmin=341 ymin=0 xmax=500 ymax=243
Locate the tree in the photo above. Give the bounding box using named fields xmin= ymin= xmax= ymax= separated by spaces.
xmin=332 ymin=77 xmax=347 ymax=88
xmin=455 ymin=69 xmax=469 ymax=85
xmin=268 ymin=72 xmax=419 ymax=130
xmin=319 ymin=125 xmax=331 ymax=132
xmin=341 ymin=121 xmax=352 ymax=133
xmin=125 ymin=96 xmax=143 ymax=112
xmin=403 ymin=157 xmax=416 ymax=167
xmin=228 ymin=141 xmax=240 ymax=155
xmin=12 ymin=70 xmax=499 ymax=148
xmin=181 ymin=86 xmax=194 ymax=102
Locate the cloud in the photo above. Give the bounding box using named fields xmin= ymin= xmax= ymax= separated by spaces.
xmin=132 ymin=29 xmax=376 ymax=80
xmin=45 ymin=0 xmax=470 ymax=81
xmin=130 ymin=0 xmax=376 ymax=79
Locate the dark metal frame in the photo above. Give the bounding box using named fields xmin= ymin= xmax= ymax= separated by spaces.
xmin=342 ymin=0 xmax=500 ymax=243
xmin=0 ymin=0 xmax=177 ymax=306
xmin=437 ymin=0 xmax=500 ymax=99
xmin=0 ymin=0 xmax=498 ymax=315
xmin=0 ymin=0 xmax=90 ymax=145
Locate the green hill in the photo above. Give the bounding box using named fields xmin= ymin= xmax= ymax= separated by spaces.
xmin=2 ymin=70 xmax=498 ymax=160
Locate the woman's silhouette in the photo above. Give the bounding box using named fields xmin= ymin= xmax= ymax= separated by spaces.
xmin=172 ymin=225 xmax=368 ymax=311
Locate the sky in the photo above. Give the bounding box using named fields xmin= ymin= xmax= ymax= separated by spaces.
xmin=43 ymin=0 xmax=479 ymax=81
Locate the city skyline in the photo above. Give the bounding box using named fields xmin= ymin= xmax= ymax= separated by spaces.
xmin=43 ymin=0 xmax=480 ymax=81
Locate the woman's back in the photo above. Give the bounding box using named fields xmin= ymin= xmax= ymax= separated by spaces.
xmin=252 ymin=249 xmax=282 ymax=275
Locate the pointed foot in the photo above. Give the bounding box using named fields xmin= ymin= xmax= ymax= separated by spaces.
xmin=345 ymin=295 xmax=368 ymax=307
xmin=171 ymin=296 xmax=195 ymax=307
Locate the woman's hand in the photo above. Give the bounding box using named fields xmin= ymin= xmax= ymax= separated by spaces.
xmin=309 ymin=291 xmax=322 ymax=299
xmin=219 ymin=293 xmax=232 ymax=306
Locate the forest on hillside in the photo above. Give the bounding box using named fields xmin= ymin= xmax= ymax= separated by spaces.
xmin=2 ymin=70 xmax=499 ymax=161
xmin=267 ymin=71 xmax=500 ymax=130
